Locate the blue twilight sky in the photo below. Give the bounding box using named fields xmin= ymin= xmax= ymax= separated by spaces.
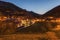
xmin=1 ymin=0 xmax=60 ymax=14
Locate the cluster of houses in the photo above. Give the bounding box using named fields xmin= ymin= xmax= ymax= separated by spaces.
xmin=0 ymin=16 xmax=41 ymax=27
xmin=0 ymin=15 xmax=60 ymax=27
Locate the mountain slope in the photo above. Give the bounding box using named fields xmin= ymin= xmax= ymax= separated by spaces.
xmin=42 ymin=5 xmax=60 ymax=18
xmin=0 ymin=1 xmax=41 ymax=19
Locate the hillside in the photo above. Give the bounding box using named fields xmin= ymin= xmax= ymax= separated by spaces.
xmin=16 ymin=22 xmax=50 ymax=33
xmin=0 ymin=1 xmax=41 ymax=19
xmin=42 ymin=5 xmax=60 ymax=18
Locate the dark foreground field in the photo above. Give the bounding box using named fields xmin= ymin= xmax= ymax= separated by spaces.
xmin=0 ymin=31 xmax=60 ymax=40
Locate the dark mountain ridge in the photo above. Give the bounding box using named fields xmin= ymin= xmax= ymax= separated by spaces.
xmin=42 ymin=5 xmax=60 ymax=18
xmin=0 ymin=1 xmax=41 ymax=19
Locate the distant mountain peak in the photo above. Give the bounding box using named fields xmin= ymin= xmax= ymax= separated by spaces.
xmin=53 ymin=5 xmax=60 ymax=10
xmin=0 ymin=1 xmax=10 ymax=5
xmin=55 ymin=5 xmax=60 ymax=8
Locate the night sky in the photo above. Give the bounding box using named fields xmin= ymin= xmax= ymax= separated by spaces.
xmin=1 ymin=0 xmax=60 ymax=14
